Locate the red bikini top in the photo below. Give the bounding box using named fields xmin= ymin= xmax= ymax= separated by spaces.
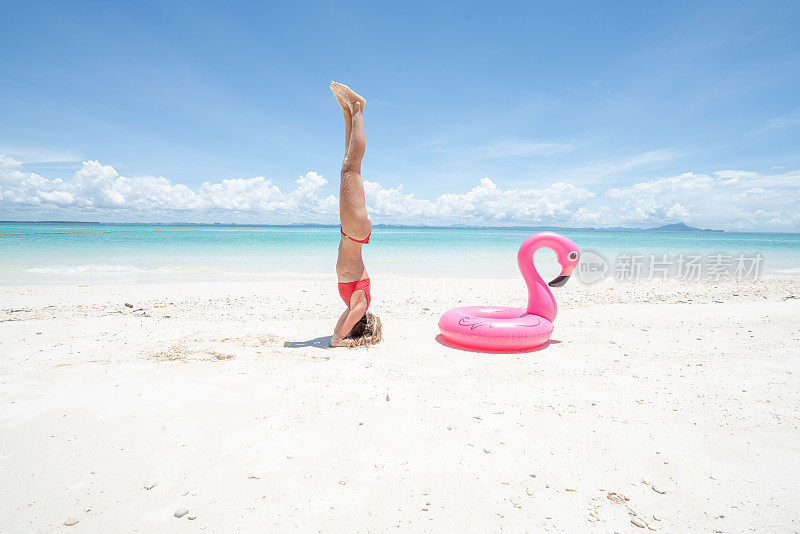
xmin=340 ymin=227 xmax=371 ymax=244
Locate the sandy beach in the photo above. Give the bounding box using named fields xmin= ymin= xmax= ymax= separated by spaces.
xmin=1 ymin=275 xmax=798 ymax=532
xmin=3 ymin=0 xmax=800 ymax=531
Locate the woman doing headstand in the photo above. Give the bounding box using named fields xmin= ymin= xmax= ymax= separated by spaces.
xmin=329 ymin=81 xmax=382 ymax=347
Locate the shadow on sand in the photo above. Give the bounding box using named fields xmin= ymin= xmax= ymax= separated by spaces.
xmin=434 ymin=334 xmax=560 ymax=354
xmin=284 ymin=336 xmax=331 ymax=349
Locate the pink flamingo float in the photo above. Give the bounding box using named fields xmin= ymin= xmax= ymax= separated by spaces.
xmin=438 ymin=232 xmax=580 ymax=351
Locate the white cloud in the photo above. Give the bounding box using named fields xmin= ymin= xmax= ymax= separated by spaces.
xmin=0 ymin=147 xmax=81 ymax=164
xmin=430 ymin=139 xmax=572 ymax=160
xmin=360 ymin=178 xmax=595 ymax=225
xmin=566 ymin=149 xmax=684 ymax=181
xmin=755 ymin=112 xmax=800 ymax=134
xmin=0 ymin=154 xmax=594 ymax=225
xmin=605 ymin=169 xmax=800 ymax=230
xmin=1 ymin=154 xmax=799 ymax=230
xmin=0 ymin=155 xmax=337 ymax=221
xmin=444 ymin=179 xmax=594 ymax=223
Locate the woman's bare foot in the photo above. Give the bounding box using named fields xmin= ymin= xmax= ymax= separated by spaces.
xmin=330 ymin=81 xmax=366 ymax=113
xmin=330 ymin=83 xmax=351 ymax=117
xmin=330 ymin=333 xmax=354 ymax=347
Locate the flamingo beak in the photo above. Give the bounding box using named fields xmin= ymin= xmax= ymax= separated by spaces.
xmin=548 ymin=265 xmax=575 ymax=287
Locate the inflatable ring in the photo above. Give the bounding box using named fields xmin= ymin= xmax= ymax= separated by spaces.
xmin=438 ymin=232 xmax=579 ymax=351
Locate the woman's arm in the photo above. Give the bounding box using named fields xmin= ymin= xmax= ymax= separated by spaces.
xmin=332 ymin=309 xmax=348 ymax=338
xmin=331 ymin=296 xmax=368 ymax=346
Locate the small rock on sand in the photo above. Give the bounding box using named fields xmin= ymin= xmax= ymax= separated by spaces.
xmin=607 ymin=491 xmax=629 ymax=502
xmin=651 ymin=484 xmax=667 ymax=494
xmin=174 ymin=508 xmax=190 ymax=518
xmin=188 ymin=515 xmax=197 ymax=520
xmin=124 ymin=303 xmax=133 ymax=308
xmin=63 ymin=518 xmax=79 ymax=526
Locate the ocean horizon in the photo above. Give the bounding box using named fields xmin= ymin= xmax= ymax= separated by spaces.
xmin=2 ymin=221 xmax=799 ymax=281
xmin=2 ymin=220 xmax=791 ymax=233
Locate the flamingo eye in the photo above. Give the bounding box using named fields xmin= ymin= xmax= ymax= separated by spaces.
xmin=568 ymin=251 xmax=578 ymax=261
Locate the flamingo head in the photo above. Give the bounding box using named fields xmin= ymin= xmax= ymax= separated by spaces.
xmin=547 ymin=235 xmax=580 ymax=287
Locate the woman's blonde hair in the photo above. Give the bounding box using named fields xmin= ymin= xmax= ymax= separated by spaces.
xmin=346 ymin=312 xmax=383 ymax=347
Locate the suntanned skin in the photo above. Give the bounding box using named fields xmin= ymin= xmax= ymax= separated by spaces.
xmin=330 ymin=82 xmax=371 ymax=347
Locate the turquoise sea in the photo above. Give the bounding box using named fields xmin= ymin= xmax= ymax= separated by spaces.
xmin=1 ymin=222 xmax=799 ymax=282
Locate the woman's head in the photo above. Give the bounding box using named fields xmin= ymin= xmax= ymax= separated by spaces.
xmin=345 ymin=312 xmax=383 ymax=347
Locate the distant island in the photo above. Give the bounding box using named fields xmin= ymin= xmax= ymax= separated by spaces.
xmin=1 ymin=220 xmax=725 ymax=232
xmin=644 ymin=222 xmax=723 ymax=233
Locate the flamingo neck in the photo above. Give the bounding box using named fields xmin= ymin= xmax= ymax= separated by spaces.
xmin=517 ymin=239 xmax=557 ymax=322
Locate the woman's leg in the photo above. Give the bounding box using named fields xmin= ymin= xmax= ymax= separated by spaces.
xmin=331 ymin=82 xmax=371 ymax=240
xmin=340 ymin=102 xmax=370 ymax=237
xmin=332 ymin=86 xmax=352 ymax=156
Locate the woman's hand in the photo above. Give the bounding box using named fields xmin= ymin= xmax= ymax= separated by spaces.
xmin=332 ymin=298 xmax=368 ymax=344
xmin=330 ymin=333 xmax=354 ymax=347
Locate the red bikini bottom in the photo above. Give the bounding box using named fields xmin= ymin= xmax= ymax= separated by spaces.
xmin=338 ymin=278 xmax=371 ymax=309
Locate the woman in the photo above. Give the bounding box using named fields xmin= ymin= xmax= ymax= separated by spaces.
xmin=329 ymin=81 xmax=382 ymax=347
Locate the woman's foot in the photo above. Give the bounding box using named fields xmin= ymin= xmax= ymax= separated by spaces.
xmin=330 ymin=81 xmax=366 ymax=114
xmin=330 ymin=83 xmax=351 ymax=118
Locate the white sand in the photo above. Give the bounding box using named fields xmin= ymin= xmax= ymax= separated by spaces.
xmin=1 ymin=276 xmax=799 ymax=532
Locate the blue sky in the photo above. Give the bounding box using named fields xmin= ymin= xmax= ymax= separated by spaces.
xmin=1 ymin=0 xmax=799 ymax=229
